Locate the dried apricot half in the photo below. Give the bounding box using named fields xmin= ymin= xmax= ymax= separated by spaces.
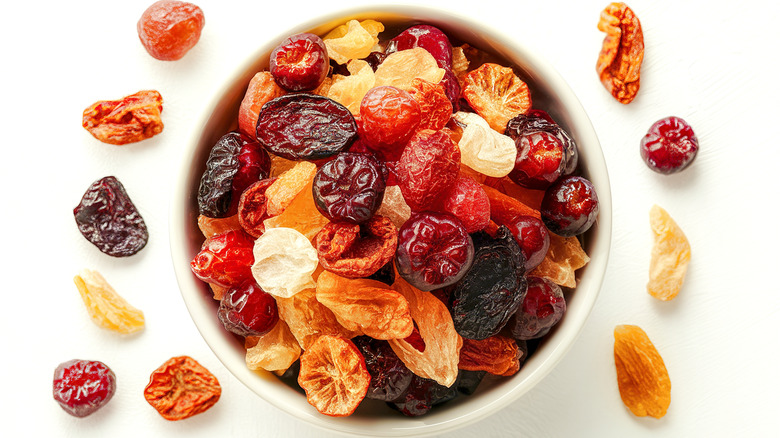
xmin=648 ymin=205 xmax=690 ymax=301
xmin=462 ymin=63 xmax=531 ymax=133
xmin=614 ymin=325 xmax=671 ymax=419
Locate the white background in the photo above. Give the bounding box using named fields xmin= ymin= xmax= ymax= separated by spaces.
xmin=2 ymin=0 xmax=778 ymax=436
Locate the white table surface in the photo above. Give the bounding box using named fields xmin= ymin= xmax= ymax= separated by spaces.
xmin=2 ymin=0 xmax=778 ymax=436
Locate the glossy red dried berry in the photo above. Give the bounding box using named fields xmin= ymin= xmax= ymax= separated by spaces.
xmin=640 ymin=116 xmax=699 ymax=174
xmin=218 ymin=280 xmax=278 ymax=337
xmin=237 ymin=178 xmax=277 ymax=238
xmin=390 ymin=24 xmax=453 ymax=69
xmin=190 ymin=229 xmax=255 ymax=288
xmin=137 ymin=0 xmax=205 ymax=61
xmin=270 ymin=33 xmax=329 ymax=91
xmin=74 ymin=176 xmax=148 ymax=257
xmin=506 ymin=111 xmax=578 ymax=177
xmin=540 ymin=176 xmax=599 ymax=237
xmin=505 ymin=215 xmax=550 ymax=272
xmin=510 ymin=276 xmax=566 ymax=340
xmin=435 ymin=176 xmax=490 ymax=233
xmin=53 ymin=359 xmax=116 ymax=418
xmin=359 ymin=86 xmax=421 ymax=161
xmin=396 ymin=129 xmax=461 ymax=211
xmin=312 ymin=152 xmax=386 ymax=224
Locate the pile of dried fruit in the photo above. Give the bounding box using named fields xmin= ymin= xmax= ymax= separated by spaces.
xmin=190 ymin=19 xmax=599 ymax=417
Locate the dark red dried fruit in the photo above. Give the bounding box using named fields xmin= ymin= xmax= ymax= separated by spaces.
xmin=218 ymin=280 xmax=279 ymax=337
xmin=390 ymin=25 xmax=453 ymax=69
xmin=366 ymin=261 xmax=396 ymax=286
xmin=256 ymin=94 xmax=357 ymax=161
xmin=137 ymin=0 xmax=205 ymax=61
xmin=359 ymin=86 xmax=421 ymax=161
xmin=395 ymin=212 xmax=474 ymax=291
xmin=53 ymin=359 xmax=116 ymax=418
xmin=312 ymin=152 xmax=386 ymax=224
xmin=388 ymin=374 xmax=458 ymax=417
xmin=237 ymin=177 xmax=277 ymax=238
xmin=540 ymin=176 xmax=599 ymax=237
xmin=315 ymin=215 xmax=398 ymax=278
xmin=506 ymin=111 xmax=578 ymax=176
xmin=640 ymin=116 xmax=699 ymax=174
xmin=190 ymin=229 xmax=255 ymax=288
xmin=510 ymin=276 xmax=566 ymax=340
xmin=505 ymin=215 xmax=550 ymax=272
xmin=509 ymin=131 xmax=567 ymax=189
xmin=270 ymin=33 xmax=329 ymax=92
xmin=231 ymin=137 xmax=272 ymax=213
xmin=396 ymin=129 xmax=461 ymax=211
xmin=439 ymin=68 xmax=461 ymax=112
xmin=353 ymin=336 xmax=413 ymax=402
xmin=435 ymin=176 xmax=490 ymax=233
xmin=74 ymin=176 xmax=148 ymax=257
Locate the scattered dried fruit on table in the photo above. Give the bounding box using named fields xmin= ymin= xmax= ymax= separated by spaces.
xmin=530 ymin=233 xmax=590 ymax=288
xmin=312 ymin=152 xmax=386 ymax=224
xmin=251 ymin=227 xmax=318 ymax=298
xmin=276 ymin=288 xmax=359 ymax=349
xmin=396 ymin=129 xmax=461 ymax=211
xmin=53 ymin=359 xmax=116 ymax=418
xmin=510 ymin=276 xmax=566 ymax=340
xmin=74 ymin=269 xmax=145 ymax=334
xmin=144 ymin=356 xmax=221 ymax=421
xmin=613 ymin=325 xmax=671 ymax=419
xmin=270 ymin=33 xmax=329 ymax=91
xmin=648 ymin=205 xmax=690 ymax=301
xmin=323 ymin=19 xmax=384 ymax=65
xmin=190 ymin=229 xmax=255 ymax=288
xmin=238 ymin=72 xmax=286 ymax=138
xmin=245 ymin=320 xmax=301 ymax=373
xmin=596 ymin=2 xmax=644 ymax=104
xmin=137 ymin=0 xmax=205 ymax=61
xmin=640 ymin=116 xmax=699 ymax=174
xmin=82 ymin=89 xmax=163 ymax=145
xmin=453 ymin=111 xmax=517 ymax=177
xmin=458 ymin=335 xmax=521 ymax=376
xmin=74 ymin=176 xmax=149 ymax=257
xmin=315 ymin=216 xmax=398 ymax=278
xmin=462 ymin=63 xmax=531 ymax=133
xmin=374 ymin=47 xmax=446 ymax=91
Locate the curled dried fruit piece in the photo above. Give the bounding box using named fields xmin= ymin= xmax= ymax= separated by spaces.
xmin=251 ymin=227 xmax=318 ymax=298
xmin=238 ymin=72 xmax=285 ymax=138
xmin=374 ymin=47 xmax=446 ymax=91
xmin=144 ymin=356 xmax=221 ymax=421
xmin=597 ymin=2 xmax=644 ymax=104
xmin=613 ymin=325 xmax=671 ymax=419
xmin=327 ymin=60 xmax=376 ymax=115
xmin=315 ymin=216 xmax=397 ymax=278
xmin=264 ymin=179 xmax=330 ymax=241
xmin=462 ymin=63 xmax=531 ymax=133
xmin=74 ymin=269 xmax=145 ymax=334
xmin=276 ymin=288 xmax=359 ymax=349
xmin=396 ymin=129 xmax=461 ymax=211
xmin=323 ymin=19 xmax=384 ymax=65
xmin=648 ymin=205 xmax=690 ymax=301
xmin=453 ymin=111 xmax=517 ymax=178
xmin=137 ymin=0 xmax=205 ymax=61
xmin=408 ymin=78 xmax=452 ymax=130
xmin=459 ymin=335 xmax=521 ymax=376
xmin=237 ymin=178 xmax=277 ymax=238
xmin=82 ymin=90 xmax=164 ymax=145
xmin=530 ymin=233 xmax=590 ymax=288
xmin=359 ymin=85 xmax=421 ymax=160
xmin=245 ymin=320 xmax=301 ymax=373
xmin=265 ymin=161 xmax=317 ymax=216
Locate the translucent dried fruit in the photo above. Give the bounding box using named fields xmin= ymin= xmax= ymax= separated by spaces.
xmin=74 ymin=269 xmax=145 ymax=334
xmin=530 ymin=233 xmax=590 ymax=288
xmin=374 ymin=48 xmax=446 ymax=91
xmin=270 ymin=33 xmax=329 ymax=92
xmin=237 ymin=178 xmax=277 ymax=238
xmin=144 ymin=356 xmax=221 ymax=421
xmin=353 ymin=336 xmax=413 ymax=401
xmin=276 ymin=288 xmax=359 ymax=349
xmin=298 ymin=335 xmax=370 ymax=417
xmin=82 ymin=90 xmax=164 ymax=145
xmin=462 ymin=63 xmax=531 ymax=133
xmin=316 ymin=271 xmax=413 ymax=340
xmin=358 ymin=85 xmax=421 ymax=160
xmin=326 ymin=60 xmax=376 ymax=115
xmin=435 ymin=176 xmax=491 ymax=233
xmin=510 ymin=276 xmax=566 ymax=340
xmin=53 ymin=359 xmax=116 ymax=418
xmin=597 ymin=2 xmax=644 ymax=104
xmin=137 ymin=0 xmax=204 ymax=61
xmin=640 ymin=116 xmax=699 ymax=174
xmin=73 ymin=176 xmax=149 ymax=257
xmin=458 ymin=335 xmax=521 ymax=376
xmin=453 ymin=111 xmax=517 ymax=178
xmin=408 ymin=78 xmax=452 ymax=130
xmin=541 ymin=176 xmax=600 ymax=237
xmin=264 ymin=180 xmax=330 ymax=241
xmin=451 ymin=45 xmax=470 ymax=77
xmin=315 ymin=216 xmax=398 ymax=278
xmin=375 ymin=185 xmax=411 ymax=229
xmin=245 ymin=320 xmax=301 ymax=373
xmin=218 ymin=280 xmax=278 ymax=337
xmin=396 ymin=129 xmax=461 ymax=211
xmin=238 ymin=72 xmax=285 ymax=139
xmin=265 ymin=161 xmax=317 ymax=216
xmin=390 ymin=24 xmax=453 ymax=69
xmin=251 ymin=227 xmax=318 ymax=298
xmin=613 ymin=325 xmax=671 ymax=418
xmin=648 ymin=205 xmax=690 ymax=301
xmin=190 ymin=229 xmax=255 ymax=288
xmin=482 ymin=183 xmax=541 ymax=226
xmin=312 ymin=152 xmax=386 ymax=224
xmin=389 ymin=278 xmax=462 ymax=387
xmin=323 ymin=19 xmax=384 ymax=65
xmin=198 ymin=214 xmax=241 ymax=238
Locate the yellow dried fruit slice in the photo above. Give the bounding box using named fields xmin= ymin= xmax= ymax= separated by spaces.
xmin=374 ymin=48 xmax=446 ymax=91
xmin=326 ymin=60 xmax=376 ymax=115
xmin=451 ymin=45 xmax=470 ymax=78
xmin=614 ymin=325 xmax=671 ymax=419
xmin=245 ymin=320 xmax=301 ymax=373
xmin=530 ymin=233 xmax=590 ymax=288
xmin=324 ymin=19 xmax=384 ymax=65
xmin=265 ymin=161 xmax=317 ymax=216
xmin=197 ymin=214 xmax=241 ymax=238
xmin=648 ymin=205 xmax=690 ymax=301
xmin=73 ymin=269 xmax=145 ymax=334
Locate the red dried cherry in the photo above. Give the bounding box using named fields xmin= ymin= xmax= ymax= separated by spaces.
xmin=53 ymin=359 xmax=116 ymax=417
xmin=396 ymin=129 xmax=461 ymax=211
xmin=540 ymin=176 xmax=599 ymax=237
xmin=190 ymin=229 xmax=255 ymax=288
xmin=312 ymin=152 xmax=386 ymax=224
xmin=218 ymin=280 xmax=278 ymax=337
xmin=506 ymin=111 xmax=578 ymax=176
xmin=505 ymin=215 xmax=550 ymax=272
xmin=270 ymin=33 xmax=329 ymax=92
xmin=509 ymin=131 xmax=567 ymax=189
xmin=435 ymin=176 xmax=490 ymax=233
xmin=640 ymin=116 xmax=699 ymax=174
xmin=352 ymin=336 xmax=413 ymax=402
xmin=137 ymin=0 xmax=205 ymax=61
xmin=359 ymin=86 xmax=421 ymax=161
xmin=510 ymin=276 xmax=566 ymax=340
xmin=390 ymin=25 xmax=453 ymax=69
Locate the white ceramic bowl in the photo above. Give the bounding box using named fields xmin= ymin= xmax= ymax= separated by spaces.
xmin=171 ymin=5 xmax=611 ymax=437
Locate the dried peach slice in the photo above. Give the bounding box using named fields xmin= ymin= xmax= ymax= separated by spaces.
xmin=264 ymin=161 xmax=317 ymax=216
xmin=648 ymin=205 xmax=690 ymax=301
xmin=323 ymin=19 xmax=384 ymax=65
xmin=462 ymin=63 xmax=531 ymax=133
xmin=245 ymin=320 xmax=301 ymax=373
xmin=238 ymin=72 xmax=285 ymax=139
xmin=73 ymin=269 xmax=145 ymax=334
xmin=374 ymin=48 xmax=446 ymax=91
xmin=298 ymin=335 xmax=370 ymax=417
xmin=276 ymin=288 xmax=359 ymax=350
xmin=530 ymin=233 xmax=590 ymax=288
xmin=614 ymin=325 xmax=671 ymax=419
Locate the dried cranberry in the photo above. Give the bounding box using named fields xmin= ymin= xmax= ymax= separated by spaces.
xmin=435 ymin=176 xmax=490 ymax=233
xmin=395 ymin=212 xmax=474 ymax=291
xmin=403 ymin=323 xmax=427 ymax=352
xmin=190 ymin=229 xmax=255 ymax=288
xmin=540 ymin=176 xmax=599 ymax=237
xmin=359 ymin=86 xmax=421 ymax=161
xmin=640 ymin=116 xmax=699 ymax=174
xmin=73 ymin=176 xmax=148 ymax=257
xmin=256 ymin=94 xmax=357 ymax=161
xmin=53 ymin=359 xmax=116 ymax=417
xmin=270 ymin=33 xmax=329 ymax=92
xmin=439 ymin=68 xmax=461 ymax=112
xmin=396 ymin=129 xmax=461 ymax=211
xmin=510 ymin=276 xmax=566 ymax=340
xmin=388 ymin=373 xmax=459 ymax=416
xmin=352 ymin=336 xmax=413 ymax=402
xmin=312 ymin=152 xmax=386 ymax=224
xmin=231 ymin=137 xmax=271 ymax=213
xmin=506 ymin=111 xmax=578 ymax=176
xmin=390 ymin=25 xmax=453 ymax=69
xmin=218 ymin=280 xmax=278 ymax=337
xmin=509 ymin=131 xmax=567 ymax=189
xmin=505 ymin=215 xmax=550 ymax=271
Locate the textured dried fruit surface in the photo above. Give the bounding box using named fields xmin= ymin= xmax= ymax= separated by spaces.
xmin=390 ymin=25 xmax=453 ymax=69
xmin=459 ymin=335 xmax=521 ymax=376
xmin=648 ymin=205 xmax=690 ymax=301
xmin=510 ymin=276 xmax=566 ymax=340
xmin=505 ymin=110 xmax=578 ymax=177
xmin=237 ymin=178 xmax=276 ymax=238
xmin=264 ymin=180 xmax=330 ymax=241
xmin=74 ymin=176 xmax=148 ymax=257
xmin=597 ymin=2 xmax=644 ymax=104
xmin=265 ymin=161 xmax=317 ymax=216
xmin=198 ymin=214 xmax=241 ymax=238
xmin=315 ymin=216 xmax=398 ymax=278
xmin=408 ymin=78 xmax=452 ymax=130
xmin=375 ymin=185 xmax=411 ymax=229
xmin=74 ymin=269 xmax=145 ymax=334
xmin=640 ymin=116 xmax=699 ymax=174
xmin=323 ymin=19 xmax=384 ymax=65
xmin=82 ymin=90 xmax=164 ymax=145
xmin=505 ymin=215 xmax=550 ymax=272
xmin=530 ymin=233 xmax=590 ymax=288
xmin=137 ymin=0 xmax=204 ymax=61
xmin=270 ymin=33 xmax=329 ymax=92
xmin=251 ymin=227 xmax=318 ymax=298
xmin=359 ymin=86 xmax=421 ymax=160
xmin=218 ymin=280 xmax=279 ymax=337
xmin=298 ymin=335 xmax=370 ymax=417
xmin=541 ymin=176 xmax=600 ymax=237
xmin=374 ymin=48 xmax=446 ymax=91
xmin=327 ymin=60 xmax=376 ymax=115
xmin=238 ymin=72 xmax=285 ymax=138
xmin=453 ymin=112 xmax=517 ymax=178
xmin=190 ymin=229 xmax=255 ymax=288
xmin=397 ymin=129 xmax=461 ymax=211
xmin=312 ymin=152 xmax=386 ymax=224
xmin=462 ymin=63 xmax=531 ymax=133
xmin=435 ymin=176 xmax=491 ymax=233
xmin=613 ymin=325 xmax=671 ymax=418
xmin=53 ymin=359 xmax=116 ymax=418
xmin=276 ymin=288 xmax=359 ymax=349
xmin=144 ymin=356 xmax=221 ymax=421
xmin=482 ymin=183 xmax=540 ymax=225
xmin=353 ymin=336 xmax=413 ymax=401
xmin=245 ymin=320 xmax=301 ymax=373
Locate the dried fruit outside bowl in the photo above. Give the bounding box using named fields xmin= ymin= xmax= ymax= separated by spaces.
xmin=170 ymin=5 xmax=612 ymax=437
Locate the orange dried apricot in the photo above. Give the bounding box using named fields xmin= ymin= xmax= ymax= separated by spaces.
xmin=614 ymin=325 xmax=671 ymax=419
xmin=238 ymin=72 xmax=285 ymax=139
xmin=245 ymin=320 xmax=301 ymax=373
xmin=263 ymin=180 xmax=330 ymax=241
xmin=197 ymin=214 xmax=241 ymax=238
xmin=462 ymin=63 xmax=531 ymax=133
xmin=458 ymin=335 xmax=521 ymax=376
xmin=648 ymin=205 xmax=690 ymax=301
xmin=264 ymin=161 xmax=317 ymax=216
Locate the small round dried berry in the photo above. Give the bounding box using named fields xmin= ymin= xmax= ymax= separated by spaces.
xmin=218 ymin=280 xmax=278 ymax=337
xmin=137 ymin=0 xmax=205 ymax=61
xmin=270 ymin=33 xmax=329 ymax=92
xmin=540 ymin=176 xmax=599 ymax=237
xmin=506 ymin=111 xmax=578 ymax=176
xmin=505 ymin=215 xmax=550 ymax=272
xmin=312 ymin=152 xmax=386 ymax=224
xmin=396 ymin=129 xmax=461 ymax=211
xmin=395 ymin=211 xmax=474 ymax=291
xmin=509 ymin=131 xmax=567 ymax=189
xmin=435 ymin=176 xmax=490 ymax=233
xmin=640 ymin=116 xmax=699 ymax=174
xmin=359 ymin=86 xmax=421 ymax=161
xmin=510 ymin=276 xmax=566 ymax=340
xmin=391 ymin=25 xmax=453 ymax=69
xmin=53 ymin=359 xmax=116 ymax=417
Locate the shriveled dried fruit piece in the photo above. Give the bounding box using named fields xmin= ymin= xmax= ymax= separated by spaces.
xmin=453 ymin=111 xmax=517 ymax=177
xmin=353 ymin=336 xmax=413 ymax=401
xmin=82 ymin=90 xmax=163 ymax=145
xmin=298 ymin=335 xmax=370 ymax=417
xmin=312 ymin=152 xmax=386 ymax=224
xmin=451 ymin=45 xmax=470 ymax=78
xmin=315 ymin=216 xmax=397 ymax=278
xmin=375 ymin=185 xmax=411 ymax=229
xmin=487 ymin=177 xmax=545 ymax=210
xmin=137 ymin=0 xmax=205 ymax=61
xmin=245 ymin=320 xmax=301 ymax=373
xmin=374 ymin=48 xmax=446 ymax=91
xmin=251 ymin=227 xmax=318 ymax=298
xmin=238 ymin=72 xmax=285 ymax=138
xmin=390 ymin=24 xmax=453 ymax=69
xmin=198 ymin=214 xmax=241 ymax=238
xmin=597 ymin=2 xmax=644 ymax=104
xmin=264 ymin=180 xmax=330 ymax=241
xmin=323 ymin=19 xmax=384 ymax=65
xmin=237 ymin=178 xmax=277 ymax=238
xmin=276 ymin=288 xmax=359 ymax=349
xmin=144 ymin=356 xmax=221 ymax=421
xmin=73 ymin=269 xmax=144 ymax=334
xmin=270 ymin=33 xmax=329 ymax=92
xmin=359 ymin=85 xmax=421 ymax=160
xmin=190 ymin=229 xmax=255 ymax=288
xmin=265 ymin=161 xmax=317 ymax=216
xmin=458 ymin=335 xmax=521 ymax=376
xmin=482 ymin=183 xmax=541 ymax=224
xmin=269 ymin=154 xmax=299 ymax=178
xmin=530 ymin=233 xmax=590 ymax=288
xmin=396 ymin=129 xmax=461 ymax=211
xmin=462 ymin=63 xmax=531 ymax=133
xmin=648 ymin=205 xmax=690 ymax=301
xmin=326 ymin=60 xmax=376 ymax=115
xmin=218 ymin=280 xmax=278 ymax=337
xmin=408 ymin=78 xmax=452 ymax=130
xmin=614 ymin=325 xmax=671 ymax=418
xmin=316 ymin=271 xmax=413 ymax=339
xmin=53 ymin=359 xmax=116 ymax=418
xmin=510 ymin=276 xmax=566 ymax=340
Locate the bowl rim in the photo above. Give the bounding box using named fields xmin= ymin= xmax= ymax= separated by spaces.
xmin=170 ymin=4 xmax=612 ymax=437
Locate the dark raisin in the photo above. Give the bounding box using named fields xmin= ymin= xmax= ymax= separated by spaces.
xmin=387 ymin=375 xmax=440 ymax=416
xmin=363 ymin=51 xmax=388 ymax=71
xmin=312 ymin=152 xmax=386 ymax=224
xmin=53 ymin=359 xmax=116 ymax=417
xmin=73 ymin=176 xmax=148 ymax=257
xmin=353 ymin=336 xmax=413 ymax=402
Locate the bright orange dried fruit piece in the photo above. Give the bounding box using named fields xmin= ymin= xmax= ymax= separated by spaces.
xmin=462 ymin=63 xmax=531 ymax=133
xmin=459 ymin=335 xmax=522 ymax=376
xmin=530 ymin=233 xmax=590 ymax=288
xmin=209 ymin=283 xmax=228 ymax=301
xmin=73 ymin=269 xmax=145 ymax=334
xmin=408 ymin=78 xmax=452 ymax=131
xmin=238 ymin=71 xmax=285 ymax=138
xmin=298 ymin=335 xmax=370 ymax=417
xmin=597 ymin=2 xmax=644 ymax=104
xmin=144 ymin=356 xmax=221 ymax=421
xmin=451 ymin=45 xmax=470 ymax=78
xmin=264 ymin=161 xmax=317 ymax=216
xmin=197 ymin=214 xmax=241 ymax=238
xmin=82 ymin=90 xmax=164 ymax=145
xmin=269 ymin=154 xmax=299 ymax=179
xmin=481 ymin=183 xmax=541 ymax=223
xmin=374 ymin=48 xmax=446 ymax=91
xmin=263 ymin=180 xmax=330 ymax=241
xmin=484 ymin=176 xmax=545 ymax=210
xmin=275 ymin=288 xmax=359 ymax=350
xmin=245 ymin=320 xmax=301 ymax=373
xmin=614 ymin=325 xmax=671 ymax=419
xmin=648 ymin=205 xmax=690 ymax=301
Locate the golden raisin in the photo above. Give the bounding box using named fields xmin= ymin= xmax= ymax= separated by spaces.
xmin=648 ymin=205 xmax=690 ymax=301
xmin=613 ymin=325 xmax=671 ymax=419
xmin=73 ymin=269 xmax=145 ymax=334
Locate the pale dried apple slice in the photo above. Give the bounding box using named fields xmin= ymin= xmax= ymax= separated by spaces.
xmin=648 ymin=204 xmax=690 ymax=301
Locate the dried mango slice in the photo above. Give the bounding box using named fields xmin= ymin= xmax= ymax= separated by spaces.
xmin=453 ymin=111 xmax=517 ymax=177
xmin=73 ymin=269 xmax=145 ymax=334
xmin=648 ymin=205 xmax=690 ymax=301
xmin=245 ymin=320 xmax=301 ymax=373
xmin=614 ymin=325 xmax=671 ymax=419
xmin=530 ymin=233 xmax=590 ymax=288
xmin=265 ymin=161 xmax=317 ymax=216
xmin=324 ymin=19 xmax=384 ymax=65
xmin=251 ymin=227 xmax=318 ymax=298
xmin=276 ymin=288 xmax=359 ymax=350
xmin=263 ymin=180 xmax=330 ymax=241
xmin=375 ymin=48 xmax=446 ymax=91
xmin=462 ymin=63 xmax=531 ymax=133
xmin=326 ymin=60 xmax=376 ymax=115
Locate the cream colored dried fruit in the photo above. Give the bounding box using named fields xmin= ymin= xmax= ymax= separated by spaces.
xmin=614 ymin=324 xmax=671 ymax=419
xmin=245 ymin=320 xmax=301 ymax=373
xmin=323 ymin=19 xmax=384 ymax=65
xmin=375 ymin=185 xmax=411 ymax=229
xmin=374 ymin=48 xmax=445 ymax=91
xmin=327 ymin=60 xmax=376 ymax=115
xmin=251 ymin=227 xmax=318 ymax=298
xmin=453 ymin=111 xmax=517 ymax=177
xmin=73 ymin=269 xmax=145 ymax=334
xmin=648 ymin=205 xmax=690 ymax=301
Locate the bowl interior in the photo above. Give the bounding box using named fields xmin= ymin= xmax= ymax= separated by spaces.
xmin=171 ymin=6 xmax=611 ymax=437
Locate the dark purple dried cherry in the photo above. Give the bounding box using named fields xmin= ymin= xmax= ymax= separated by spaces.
xmin=53 ymin=359 xmax=116 ymax=417
xmin=312 ymin=152 xmax=386 ymax=224
xmin=640 ymin=116 xmax=699 ymax=174
xmin=510 ymin=276 xmax=566 ymax=340
xmin=506 ymin=110 xmax=578 ymax=176
xmin=352 ymin=336 xmax=413 ymax=402
xmin=270 ymin=33 xmax=329 ymax=92
xmin=218 ymin=280 xmax=278 ymax=337
xmin=390 ymin=25 xmax=453 ymax=69
xmin=540 ymin=176 xmax=599 ymax=237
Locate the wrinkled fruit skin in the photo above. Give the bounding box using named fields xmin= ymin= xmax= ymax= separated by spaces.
xmin=53 ymin=359 xmax=116 ymax=418
xmin=597 ymin=3 xmax=644 ymax=104
xmin=359 ymin=86 xmax=421 ymax=160
xmin=315 ymin=215 xmax=398 ymax=278
xmin=74 ymin=176 xmax=149 ymax=257
xmin=137 ymin=0 xmax=205 ymax=61
xmin=390 ymin=25 xmax=453 ymax=69
xmin=144 ymin=356 xmax=221 ymax=421
xmin=505 ymin=215 xmax=550 ymax=272
xmin=396 ymin=129 xmax=461 ymax=211
xmin=510 ymin=276 xmax=566 ymax=340
xmin=450 ymin=226 xmax=528 ymax=340
xmin=540 ymin=176 xmax=599 ymax=237
xmin=353 ymin=336 xmax=413 ymax=401
xmin=640 ymin=116 xmax=698 ymax=174
xmin=82 ymin=90 xmax=164 ymax=145
xmin=439 ymin=68 xmax=461 ymax=112
xmin=506 ymin=110 xmax=578 ymax=178
xmin=237 ymin=178 xmax=277 ymax=238
xmin=312 ymin=152 xmax=386 ymax=224
xmin=190 ymin=229 xmax=255 ymax=288
xmin=395 ymin=212 xmax=474 ymax=291
xmin=614 ymin=325 xmax=671 ymax=418
xmin=218 ymin=280 xmax=279 ymax=337
xmin=435 ymin=176 xmax=491 ymax=233
xmin=270 ymin=33 xmax=329 ymax=92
